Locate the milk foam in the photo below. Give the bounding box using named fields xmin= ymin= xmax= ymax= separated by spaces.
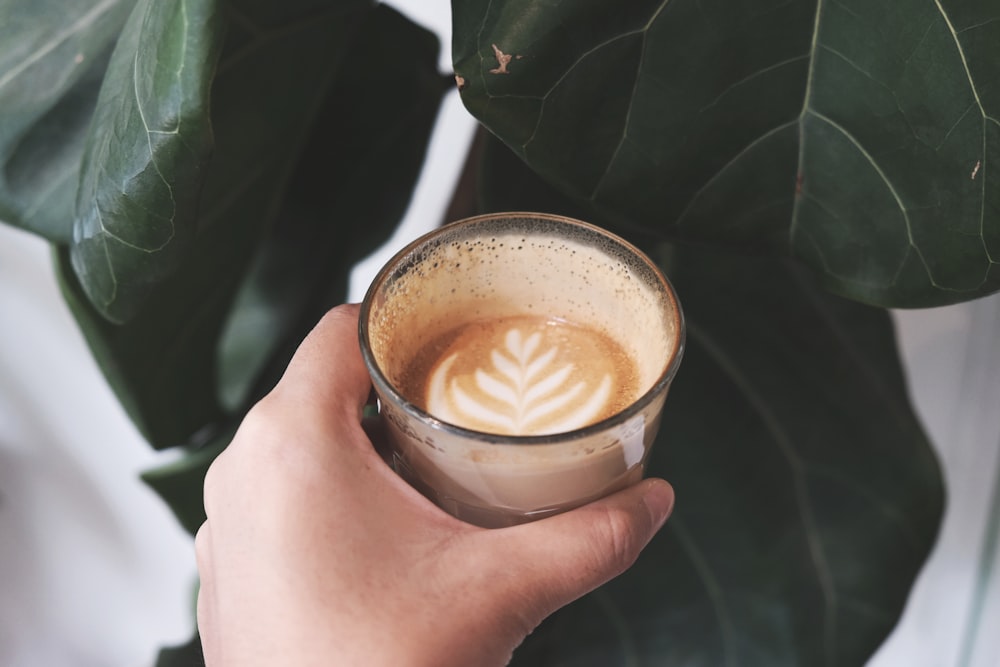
xmin=425 ymin=321 xmax=623 ymax=436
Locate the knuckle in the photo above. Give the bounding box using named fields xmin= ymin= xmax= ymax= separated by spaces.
xmin=230 ymin=396 xmax=296 ymax=465
xmin=193 ymin=523 xmax=211 ymax=568
xmin=236 ymin=395 xmax=285 ymax=442
xmin=218 ymin=394 xmax=325 ymax=489
xmin=201 ymin=397 xmax=285 ymax=519
xmin=200 ymin=454 xmax=227 ymax=520
xmin=594 ymin=506 xmax=642 ymax=575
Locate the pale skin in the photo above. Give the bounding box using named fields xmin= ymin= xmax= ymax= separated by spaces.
xmin=195 ymin=304 xmax=675 ymax=666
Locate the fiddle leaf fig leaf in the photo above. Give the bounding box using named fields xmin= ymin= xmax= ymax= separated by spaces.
xmin=0 ymin=0 xmax=135 ymax=241
xmin=54 ymin=0 xmax=376 ymax=447
xmin=69 ymin=0 xmax=224 ymax=323
xmin=154 ymin=632 xmax=203 ymax=667
xmin=479 ymin=138 xmax=943 ymax=667
xmin=511 ymin=246 xmax=944 ymax=666
xmin=54 ymin=1 xmax=443 ymax=449
xmin=217 ymin=4 xmax=449 ymax=412
xmin=142 ymin=428 xmax=231 ymax=536
xmin=454 ymin=0 xmax=1000 ymax=307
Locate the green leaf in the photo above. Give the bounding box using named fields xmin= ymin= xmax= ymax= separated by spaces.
xmin=478 ymin=140 xmax=943 ymax=666
xmin=217 ymin=4 xmax=450 ymax=411
xmin=56 ymin=243 xmax=227 ymax=448
xmin=454 ymin=0 xmax=1000 ymax=307
xmin=54 ymin=1 xmax=444 ymax=448
xmin=511 ymin=247 xmax=943 ymax=666
xmin=0 ymin=0 xmax=135 ymax=241
xmin=141 ymin=428 xmax=231 ymax=536
xmin=68 ymin=0 xmax=225 ymax=323
xmin=55 ymin=0 xmax=377 ymax=448
xmin=476 ymin=128 xmax=652 ymax=242
xmin=154 ymin=632 xmax=202 ymax=667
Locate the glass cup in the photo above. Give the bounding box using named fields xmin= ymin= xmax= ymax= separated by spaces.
xmin=359 ymin=212 xmax=684 ymax=527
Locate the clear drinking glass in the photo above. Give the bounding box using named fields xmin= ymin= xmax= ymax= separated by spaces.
xmin=359 ymin=212 xmax=684 ymax=527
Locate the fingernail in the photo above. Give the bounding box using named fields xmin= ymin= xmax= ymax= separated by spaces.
xmin=642 ymin=479 xmax=675 ymax=530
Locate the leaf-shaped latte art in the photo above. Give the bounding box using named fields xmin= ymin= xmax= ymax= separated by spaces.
xmin=427 ymin=327 xmax=613 ymax=435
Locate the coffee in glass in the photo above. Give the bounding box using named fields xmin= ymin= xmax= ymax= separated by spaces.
xmin=360 ymin=212 xmax=684 ymax=527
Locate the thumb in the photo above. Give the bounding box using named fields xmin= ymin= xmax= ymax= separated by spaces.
xmin=489 ymin=478 xmax=674 ymax=622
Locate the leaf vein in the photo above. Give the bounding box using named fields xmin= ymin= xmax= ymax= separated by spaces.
xmin=132 ymin=47 xmax=177 ymax=243
xmin=592 ymin=589 xmax=641 ymax=667
xmin=819 ymin=44 xmax=887 ymax=94
xmin=935 ymin=101 xmax=977 ymax=151
xmin=901 ymin=19 xmax=937 ymax=69
xmin=932 ymin=1 xmax=990 ymax=124
xmin=98 ymin=214 xmax=170 ymax=253
xmin=805 ymin=464 xmax=923 ymax=549
xmin=688 ymin=318 xmax=838 ymax=666
xmin=828 ymin=0 xmax=860 ymax=20
xmin=957 ymin=16 xmax=1000 ymax=34
xmin=789 ymin=0 xmax=825 ymax=248
xmin=979 ymin=118 xmax=994 ymax=264
xmin=670 ymin=516 xmax=738 ymax=667
xmin=674 ymin=120 xmax=797 ymax=228
xmin=475 ymin=0 xmax=495 ymax=95
xmin=590 ymin=0 xmax=673 ymax=196
xmin=522 ymin=1 xmax=672 ymax=152
xmin=698 ymin=53 xmax=810 ymax=114
xmin=97 ymin=209 xmax=118 ymax=306
xmin=521 ymin=29 xmax=645 ymax=152
xmin=932 ymin=0 xmax=995 ymax=269
xmin=0 ymin=0 xmax=118 ymax=92
xmin=807 ymin=110 xmax=943 ymax=290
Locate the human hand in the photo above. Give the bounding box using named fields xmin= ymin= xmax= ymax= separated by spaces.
xmin=195 ymin=304 xmax=674 ymax=666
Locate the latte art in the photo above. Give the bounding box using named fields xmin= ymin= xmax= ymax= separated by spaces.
xmin=417 ymin=316 xmax=637 ymax=436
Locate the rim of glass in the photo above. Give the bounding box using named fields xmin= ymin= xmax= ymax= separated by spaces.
xmin=358 ymin=211 xmax=686 ymax=445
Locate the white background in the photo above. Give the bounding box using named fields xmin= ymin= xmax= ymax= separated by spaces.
xmin=1 ymin=1 xmax=998 ymax=664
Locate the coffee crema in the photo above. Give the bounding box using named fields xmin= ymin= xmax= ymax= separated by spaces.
xmin=400 ymin=315 xmax=639 ymax=436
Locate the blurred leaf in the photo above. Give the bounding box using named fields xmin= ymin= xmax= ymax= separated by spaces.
xmin=512 ymin=246 xmax=944 ymax=666
xmin=56 ymin=0 xmax=376 ymax=448
xmin=142 ymin=428 xmax=231 ymax=536
xmin=69 ymin=0 xmax=224 ymax=322
xmin=217 ymin=4 xmax=450 ymax=411
xmin=479 ymin=140 xmax=944 ymax=666
xmin=454 ymin=0 xmax=1000 ymax=307
xmin=154 ymin=631 xmax=202 ymax=667
xmin=140 ymin=4 xmax=448 ymax=538
xmin=0 ymin=0 xmax=134 ymax=241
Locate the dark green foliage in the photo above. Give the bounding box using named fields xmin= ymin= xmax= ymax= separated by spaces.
xmin=0 ymin=0 xmax=966 ymax=663
xmin=455 ymin=0 xmax=1000 ymax=307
